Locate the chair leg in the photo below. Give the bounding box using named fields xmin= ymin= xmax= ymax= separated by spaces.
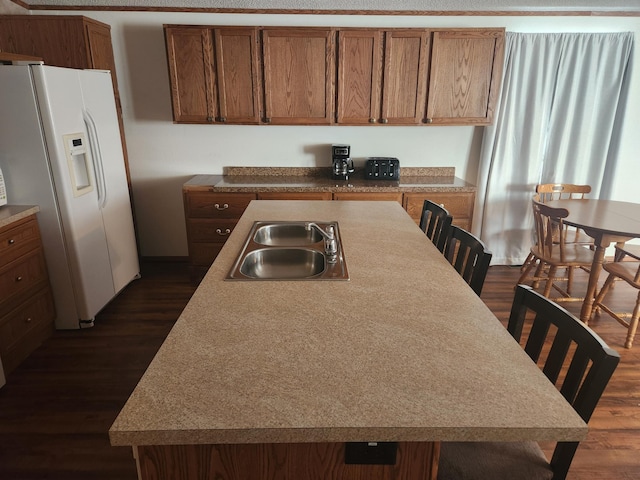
xmin=520 ymin=252 xmax=534 ymax=272
xmin=625 ymin=291 xmax=640 ymax=349
xmin=532 ymin=260 xmax=548 ymax=289
xmin=543 ymin=265 xmax=558 ymax=297
xmin=517 ymin=257 xmax=538 ymax=286
xmin=566 ymin=267 xmax=574 ymax=295
xmin=593 ymin=274 xmax=617 ymax=319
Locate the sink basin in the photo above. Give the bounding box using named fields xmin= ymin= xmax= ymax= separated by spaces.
xmin=226 ymin=221 xmax=349 ymax=281
xmin=253 ymin=223 xmax=322 ymax=246
xmin=239 ymin=248 xmax=325 ymax=279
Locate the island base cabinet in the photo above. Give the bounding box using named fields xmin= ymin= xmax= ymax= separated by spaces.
xmin=135 ymin=442 xmax=439 ymax=480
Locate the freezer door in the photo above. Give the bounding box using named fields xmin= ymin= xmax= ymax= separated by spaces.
xmin=78 ymin=69 xmax=139 ymax=294
xmin=32 ymin=66 xmax=116 ymax=321
xmin=0 ymin=65 xmax=81 ymax=329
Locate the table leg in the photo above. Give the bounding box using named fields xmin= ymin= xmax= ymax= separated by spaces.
xmin=580 ymin=243 xmax=607 ymax=324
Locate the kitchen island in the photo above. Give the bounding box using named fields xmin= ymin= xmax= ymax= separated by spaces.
xmin=110 ymin=201 xmax=586 ymax=479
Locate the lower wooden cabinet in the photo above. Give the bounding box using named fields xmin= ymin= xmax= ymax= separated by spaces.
xmin=0 ymin=215 xmax=55 ymax=377
xmin=403 ymin=192 xmax=475 ymax=231
xmin=184 ymin=187 xmax=475 ymax=282
xmin=183 ymin=191 xmax=257 ymax=281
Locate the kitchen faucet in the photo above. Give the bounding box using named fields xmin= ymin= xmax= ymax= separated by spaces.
xmin=305 ymin=222 xmax=338 ymax=263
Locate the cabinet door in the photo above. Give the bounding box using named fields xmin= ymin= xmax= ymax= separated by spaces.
xmin=336 ymin=30 xmax=383 ymax=125
xmin=0 ymin=16 xmax=88 ymax=69
xmin=380 ymin=30 xmax=430 ymax=125
xmin=426 ymin=29 xmax=505 ymax=125
xmin=214 ymin=27 xmax=261 ymax=124
xmin=85 ymin=21 xmax=120 ymax=95
xmin=165 ymin=26 xmax=216 ymax=123
xmin=262 ymin=28 xmax=335 ymax=125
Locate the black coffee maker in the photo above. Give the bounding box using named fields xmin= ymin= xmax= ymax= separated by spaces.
xmin=332 ymin=144 xmax=354 ymax=180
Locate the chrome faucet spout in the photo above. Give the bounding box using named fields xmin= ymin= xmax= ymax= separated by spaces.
xmin=305 ymin=222 xmax=338 ymax=263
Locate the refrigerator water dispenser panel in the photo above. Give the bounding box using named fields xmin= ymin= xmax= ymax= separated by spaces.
xmin=63 ymin=133 xmax=94 ymax=197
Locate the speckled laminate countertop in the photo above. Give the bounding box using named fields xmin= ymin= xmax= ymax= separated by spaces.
xmin=0 ymin=205 xmax=39 ymax=229
xmin=183 ymin=167 xmax=475 ymax=193
xmin=109 ymin=201 xmax=585 ymax=447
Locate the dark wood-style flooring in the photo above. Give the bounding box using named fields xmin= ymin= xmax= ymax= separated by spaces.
xmin=0 ymin=261 xmax=638 ymax=479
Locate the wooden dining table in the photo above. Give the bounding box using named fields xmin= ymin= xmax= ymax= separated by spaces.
xmin=547 ymin=199 xmax=640 ymax=323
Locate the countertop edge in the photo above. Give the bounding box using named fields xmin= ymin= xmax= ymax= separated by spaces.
xmin=0 ymin=205 xmax=40 ymax=229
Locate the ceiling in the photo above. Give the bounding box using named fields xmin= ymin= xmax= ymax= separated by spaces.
xmin=15 ymin=0 xmax=640 ymax=13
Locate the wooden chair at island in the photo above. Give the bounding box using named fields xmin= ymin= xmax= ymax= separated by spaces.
xmin=419 ymin=199 xmax=452 ymax=253
xmin=592 ymin=244 xmax=640 ymax=349
xmin=521 ymin=183 xmax=593 ymax=293
xmin=517 ymin=196 xmax=594 ymax=303
xmin=438 ymin=284 xmax=620 ymax=480
xmin=443 ymin=225 xmax=492 ymax=296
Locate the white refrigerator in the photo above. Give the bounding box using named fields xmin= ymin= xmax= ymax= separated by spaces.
xmin=0 ymin=64 xmax=139 ymax=330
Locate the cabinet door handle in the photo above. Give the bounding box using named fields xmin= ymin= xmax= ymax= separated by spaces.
xmin=214 ymin=203 xmax=229 ymax=210
xmin=369 ymin=118 xmax=377 ymax=124
xmin=8 ymin=238 xmax=15 ymax=245
xmin=380 ymin=118 xmax=388 ymax=124
xmin=15 ymin=276 xmax=23 ymax=282
xmin=25 ymin=317 xmax=32 ymax=323
xmin=216 ymin=228 xmax=231 ymax=236
xmin=264 ymin=117 xmax=271 ymax=124
xmin=219 ymin=116 xmax=226 ymax=123
xmin=207 ymin=116 xmax=214 ymax=122
xmin=424 ymin=118 xmax=433 ymax=124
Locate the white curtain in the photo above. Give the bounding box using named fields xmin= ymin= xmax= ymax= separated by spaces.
xmin=473 ymin=32 xmax=634 ymax=265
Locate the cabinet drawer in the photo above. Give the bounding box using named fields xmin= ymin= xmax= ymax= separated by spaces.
xmin=185 ymin=193 xmax=256 ymax=218
xmin=0 ymin=249 xmax=48 ymax=304
xmin=333 ymin=192 xmax=403 ymax=202
xmin=0 ymin=216 xmax=41 ymax=268
xmin=257 ymin=192 xmax=332 ymax=200
xmin=187 ymin=219 xmax=238 ymax=243
xmin=0 ymin=287 xmax=54 ymax=357
xmin=403 ymin=192 xmax=475 ymax=226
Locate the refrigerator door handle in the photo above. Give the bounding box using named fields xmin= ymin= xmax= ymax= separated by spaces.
xmin=83 ymin=109 xmax=108 ymax=208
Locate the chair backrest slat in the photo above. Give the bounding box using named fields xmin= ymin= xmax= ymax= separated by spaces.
xmin=420 ymin=200 xmax=452 ymax=253
xmin=443 ymin=225 xmax=492 ymax=296
xmin=543 ymin=329 xmax=573 ymax=384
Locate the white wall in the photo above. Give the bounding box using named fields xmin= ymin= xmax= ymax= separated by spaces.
xmin=30 ymin=10 xmax=640 ymax=257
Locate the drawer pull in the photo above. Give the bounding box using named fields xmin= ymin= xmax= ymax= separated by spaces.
xmin=216 ymin=228 xmax=231 ymax=236
xmin=214 ymin=203 xmax=229 ymax=210
xmin=8 ymin=238 xmax=15 ymax=245
xmin=15 ymin=276 xmax=23 ymax=282
xmin=25 ymin=317 xmax=32 ymax=323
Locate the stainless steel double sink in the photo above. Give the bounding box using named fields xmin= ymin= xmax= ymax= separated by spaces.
xmin=226 ymin=221 xmax=349 ymax=281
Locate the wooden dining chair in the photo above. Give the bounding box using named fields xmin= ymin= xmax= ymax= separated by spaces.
xmin=517 ymin=196 xmax=594 ymax=302
xmin=419 ymin=199 xmax=452 ymax=253
xmin=592 ymin=244 xmax=640 ymax=348
xmin=521 ymin=184 xmax=593 ymax=280
xmin=438 ymin=284 xmax=620 ymax=480
xmin=443 ymin=225 xmax=492 ymax=296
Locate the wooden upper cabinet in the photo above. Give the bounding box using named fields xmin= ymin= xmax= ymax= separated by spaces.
xmin=425 ymin=29 xmax=505 ymax=125
xmin=165 ymin=26 xmax=260 ymax=124
xmin=380 ymin=30 xmax=430 ymax=125
xmin=262 ymin=28 xmax=335 ymax=125
xmin=0 ymin=15 xmax=119 ymax=95
xmin=337 ymin=29 xmax=429 ymax=125
xmin=161 ymin=25 xmax=504 ymax=126
xmin=214 ymin=28 xmax=261 ymax=124
xmin=336 ymin=30 xmax=382 ymax=124
xmin=165 ymin=26 xmax=216 ymax=123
